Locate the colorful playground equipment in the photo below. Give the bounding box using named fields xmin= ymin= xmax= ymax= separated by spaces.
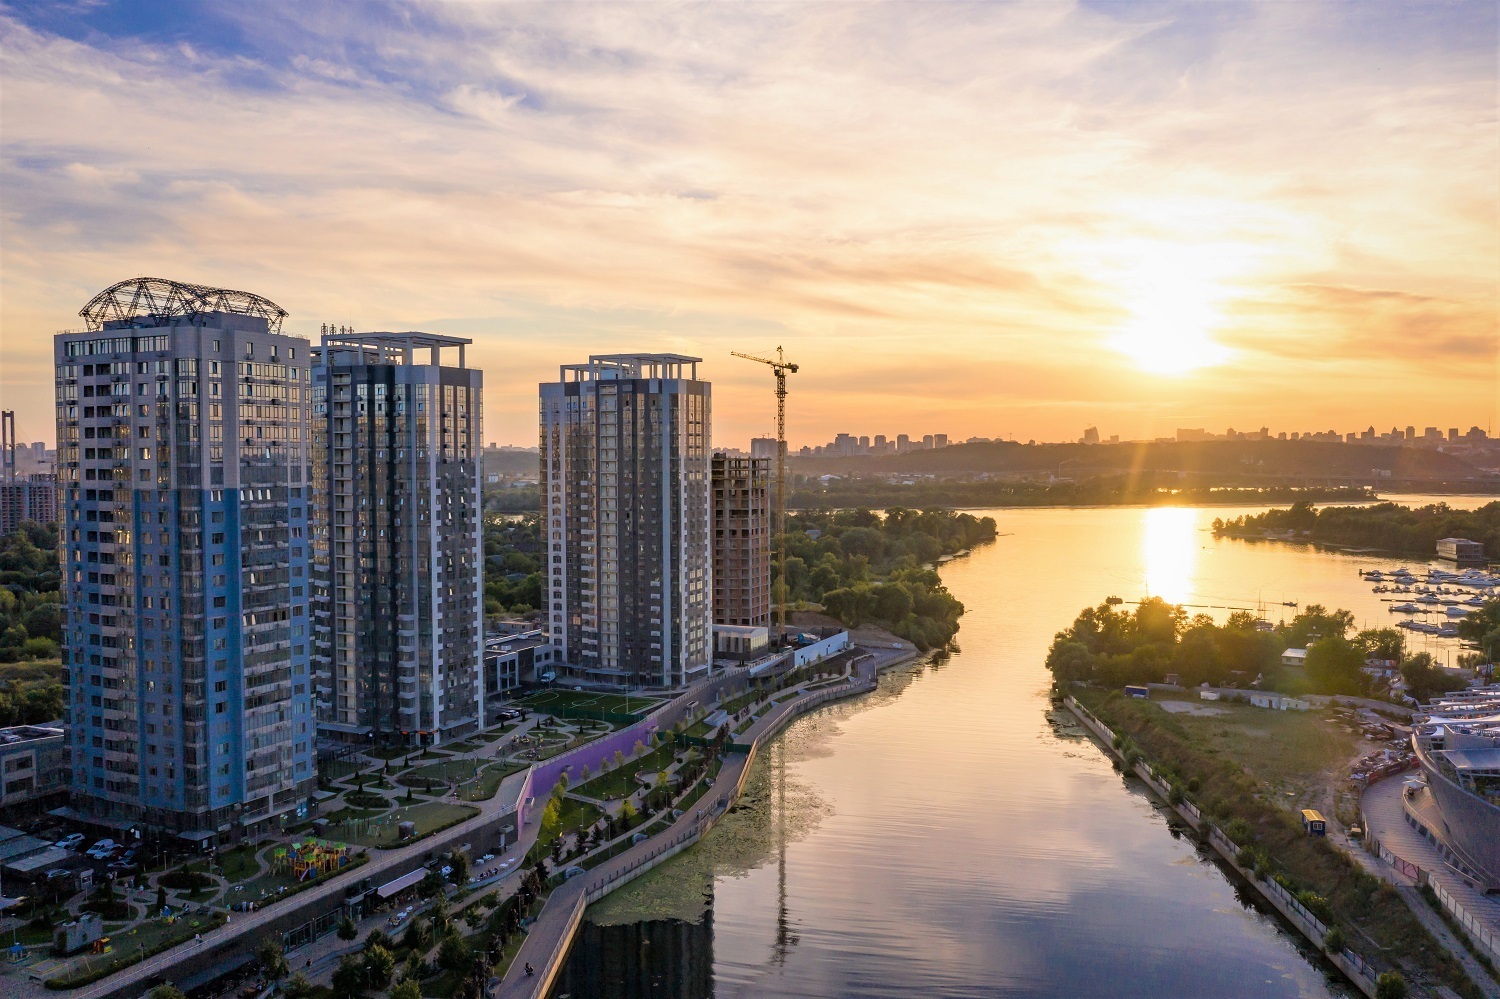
xmin=270 ymin=839 xmax=351 ymax=881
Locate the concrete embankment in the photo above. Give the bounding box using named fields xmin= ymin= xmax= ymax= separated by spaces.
xmin=503 ymin=644 xmax=917 ymax=999
xmin=1063 ymin=696 xmax=1382 ymax=999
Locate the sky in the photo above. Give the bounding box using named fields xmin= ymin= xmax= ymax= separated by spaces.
xmin=1 ymin=0 xmax=1496 ymax=449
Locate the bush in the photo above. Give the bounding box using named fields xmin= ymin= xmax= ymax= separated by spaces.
xmin=1323 ymin=927 xmax=1345 ymax=953
xmin=1375 ymin=971 xmax=1408 ymax=999
xmin=1224 ymin=818 xmax=1254 ymax=847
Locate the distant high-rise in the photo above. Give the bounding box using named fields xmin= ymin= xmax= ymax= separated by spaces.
xmin=55 ymin=277 xmax=315 ymax=842
xmin=750 ymin=437 xmax=778 ymax=461
xmin=711 ymin=453 xmax=770 ymax=629
xmin=540 ymin=354 xmax=712 ymax=688
xmin=310 ymin=332 xmax=483 ymax=745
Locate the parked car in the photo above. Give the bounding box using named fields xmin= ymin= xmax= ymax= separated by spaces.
xmin=85 ymin=839 xmax=117 ymax=859
xmin=57 ymin=833 xmax=85 ymax=850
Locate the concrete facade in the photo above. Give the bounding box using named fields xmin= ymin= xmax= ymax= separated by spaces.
xmin=310 ymin=332 xmax=484 ymax=746
xmin=55 ymin=284 xmax=317 ymax=842
xmin=540 ymin=354 xmax=712 ymax=688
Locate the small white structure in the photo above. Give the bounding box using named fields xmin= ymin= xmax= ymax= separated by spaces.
xmin=1281 ymin=648 xmax=1308 ymax=668
xmin=1199 ymin=690 xmax=1221 ymax=701
xmin=1249 ymin=692 xmax=1311 ymax=711
xmin=715 ymin=625 xmax=769 ymax=656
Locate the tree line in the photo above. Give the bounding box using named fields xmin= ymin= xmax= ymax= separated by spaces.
xmin=1214 ymin=500 xmax=1500 ymax=557
xmin=1046 ymin=597 xmax=1471 ymax=702
xmin=777 ymin=507 xmax=996 ymax=649
xmin=790 ymin=477 xmax=1373 ymax=511
xmin=0 ymin=521 xmax=65 ymax=726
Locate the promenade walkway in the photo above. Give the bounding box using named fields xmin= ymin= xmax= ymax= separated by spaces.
xmin=496 ymin=641 xmax=915 ymax=999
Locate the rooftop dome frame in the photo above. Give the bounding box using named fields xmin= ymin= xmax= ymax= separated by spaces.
xmin=79 ymin=277 xmax=288 ymax=335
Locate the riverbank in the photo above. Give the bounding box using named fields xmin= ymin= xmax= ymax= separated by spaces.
xmin=499 ymin=641 xmax=920 ymax=999
xmin=1070 ymin=687 xmax=1486 ymax=999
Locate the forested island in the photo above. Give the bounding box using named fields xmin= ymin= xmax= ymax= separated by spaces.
xmin=779 ymin=508 xmax=996 ymax=649
xmin=790 ymin=478 xmax=1372 ymax=511
xmin=1046 ymin=596 xmax=1482 ymax=702
xmin=1213 ymin=501 xmax=1500 ymax=556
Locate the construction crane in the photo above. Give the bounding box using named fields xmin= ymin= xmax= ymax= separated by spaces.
xmin=731 ymin=347 xmax=798 ymax=637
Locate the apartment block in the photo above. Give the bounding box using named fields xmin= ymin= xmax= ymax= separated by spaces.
xmin=540 ymin=354 xmax=712 ymax=688
xmin=310 ymin=332 xmax=483 ymax=746
xmin=54 ymin=278 xmax=316 ymax=843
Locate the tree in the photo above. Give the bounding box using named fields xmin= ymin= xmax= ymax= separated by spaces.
xmin=437 ymin=931 xmax=469 ymax=971
xmin=402 ymin=917 xmax=433 ymax=953
xmin=418 ymin=869 xmax=446 ymax=899
xmin=1355 ymin=628 xmax=1405 ymax=663
xmin=337 ymin=915 xmax=358 ymax=941
xmin=1400 ymin=652 xmax=1469 ymax=704
xmin=1375 ymin=971 xmax=1409 ymax=999
xmin=401 ymin=949 xmax=426 ymax=984
xmin=1045 ymin=639 xmax=1094 ymax=684
xmin=332 ymin=955 xmax=367 ymax=996
xmin=363 ymin=943 xmax=395 ymax=990
xmin=448 ymin=849 xmax=470 ymax=884
xmin=1303 ymin=636 xmax=1367 ymax=696
xmin=156 ymin=884 xmax=167 ymax=912
xmin=258 ymin=936 xmax=288 ymax=981
xmin=390 ymin=981 xmax=422 ymax=999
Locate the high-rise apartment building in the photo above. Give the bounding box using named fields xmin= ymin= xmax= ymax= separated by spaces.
xmin=540 ymin=354 xmax=712 ymax=688
xmin=711 ymin=453 xmax=770 ymax=629
xmin=55 ymin=278 xmax=316 ymax=842
xmin=310 ymin=332 xmax=484 ymax=746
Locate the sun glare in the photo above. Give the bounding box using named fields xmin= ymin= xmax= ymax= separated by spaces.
xmin=1143 ymin=506 xmax=1198 ymax=606
xmin=1110 ymin=243 xmax=1236 ymax=375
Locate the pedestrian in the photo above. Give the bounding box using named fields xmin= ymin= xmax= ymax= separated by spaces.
xmin=195 ymin=933 xmax=201 ymax=945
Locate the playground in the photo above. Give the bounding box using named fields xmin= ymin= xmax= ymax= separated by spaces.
xmin=514 ymin=688 xmax=659 ymax=717
xmin=269 ymin=839 xmax=352 ymax=882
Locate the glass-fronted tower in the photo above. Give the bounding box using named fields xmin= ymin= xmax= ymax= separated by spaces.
xmin=310 ymin=332 xmax=484 ymax=746
xmin=54 ymin=278 xmax=316 ymax=844
xmin=540 ymin=354 xmax=712 ymax=689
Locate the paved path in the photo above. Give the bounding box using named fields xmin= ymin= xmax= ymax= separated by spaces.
xmin=496 ymin=641 xmax=918 ymax=999
xmin=1361 ymin=775 xmax=1500 ymax=997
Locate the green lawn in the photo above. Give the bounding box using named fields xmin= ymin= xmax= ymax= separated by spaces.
xmin=343 ymin=802 xmax=479 ymax=848
xmin=1139 ymin=693 xmax=1357 ymax=798
xmin=215 ymin=843 xmax=261 ymax=883
xmin=456 ymin=761 xmax=525 ymax=802
xmin=571 ymin=743 xmax=682 ymax=801
xmin=514 ymin=688 xmax=660 ymax=716
xmin=396 ymin=757 xmax=488 ymax=789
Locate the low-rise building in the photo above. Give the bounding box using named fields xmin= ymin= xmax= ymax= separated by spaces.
xmin=483 ymin=631 xmax=555 ymax=704
xmin=1280 ymin=648 xmax=1308 ymax=668
xmin=1437 ymin=538 xmax=1485 ymax=562
xmin=0 ymin=722 xmax=68 ymax=812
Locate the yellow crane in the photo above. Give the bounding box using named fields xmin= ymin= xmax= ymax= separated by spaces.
xmin=731 ymin=347 xmax=798 ymax=636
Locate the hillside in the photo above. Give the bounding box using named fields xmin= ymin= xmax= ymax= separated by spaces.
xmin=792 ymin=439 xmax=1492 ymax=485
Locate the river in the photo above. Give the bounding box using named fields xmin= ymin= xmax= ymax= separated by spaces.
xmin=550 ymin=498 xmax=1493 ymax=998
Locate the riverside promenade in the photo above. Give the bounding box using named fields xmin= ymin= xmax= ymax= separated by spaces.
xmin=496 ymin=641 xmax=915 ymax=999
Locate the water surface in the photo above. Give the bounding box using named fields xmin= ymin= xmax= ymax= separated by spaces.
xmin=554 ymin=502 xmax=1482 ymax=998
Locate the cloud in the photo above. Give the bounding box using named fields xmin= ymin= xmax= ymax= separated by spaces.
xmin=0 ymin=1 xmax=1495 ymax=446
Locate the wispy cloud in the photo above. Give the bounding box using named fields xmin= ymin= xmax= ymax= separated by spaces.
xmin=0 ymin=1 xmax=1494 ymax=445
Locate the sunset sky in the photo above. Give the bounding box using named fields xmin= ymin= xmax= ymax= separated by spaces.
xmin=1 ymin=1 xmax=1496 ymax=449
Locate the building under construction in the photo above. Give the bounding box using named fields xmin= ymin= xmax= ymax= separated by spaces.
xmin=712 ymin=452 xmax=771 ymax=637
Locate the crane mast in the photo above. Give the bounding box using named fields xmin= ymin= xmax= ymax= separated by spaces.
xmin=731 ymin=347 xmax=798 ymax=638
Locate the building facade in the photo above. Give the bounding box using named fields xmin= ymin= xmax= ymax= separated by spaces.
xmin=310 ymin=332 xmax=484 ymax=746
xmin=540 ymin=354 xmax=712 ymax=688
xmin=0 ymin=475 xmax=58 ymax=534
xmin=0 ymin=723 xmax=69 ymax=812
xmin=711 ymin=452 xmax=770 ymax=629
xmin=54 ymin=278 xmax=316 ymax=843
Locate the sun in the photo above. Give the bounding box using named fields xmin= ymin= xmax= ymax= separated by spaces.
xmin=1109 ymin=243 xmax=1236 ymax=375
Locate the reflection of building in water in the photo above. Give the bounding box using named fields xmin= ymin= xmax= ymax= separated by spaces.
xmin=551 ymin=910 xmax=715 ymax=999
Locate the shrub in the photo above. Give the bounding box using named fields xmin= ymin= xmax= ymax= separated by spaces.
xmin=1375 ymin=971 xmax=1408 ymax=999
xmin=1323 ymin=927 xmax=1345 ymax=953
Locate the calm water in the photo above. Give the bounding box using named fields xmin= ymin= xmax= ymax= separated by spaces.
xmin=553 ymin=499 xmax=1492 ymax=999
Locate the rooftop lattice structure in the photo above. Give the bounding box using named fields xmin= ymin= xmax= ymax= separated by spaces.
xmin=80 ymin=277 xmax=287 ymax=334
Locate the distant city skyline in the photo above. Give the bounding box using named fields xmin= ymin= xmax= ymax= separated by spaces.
xmin=1 ymin=3 xmax=1495 ymax=447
